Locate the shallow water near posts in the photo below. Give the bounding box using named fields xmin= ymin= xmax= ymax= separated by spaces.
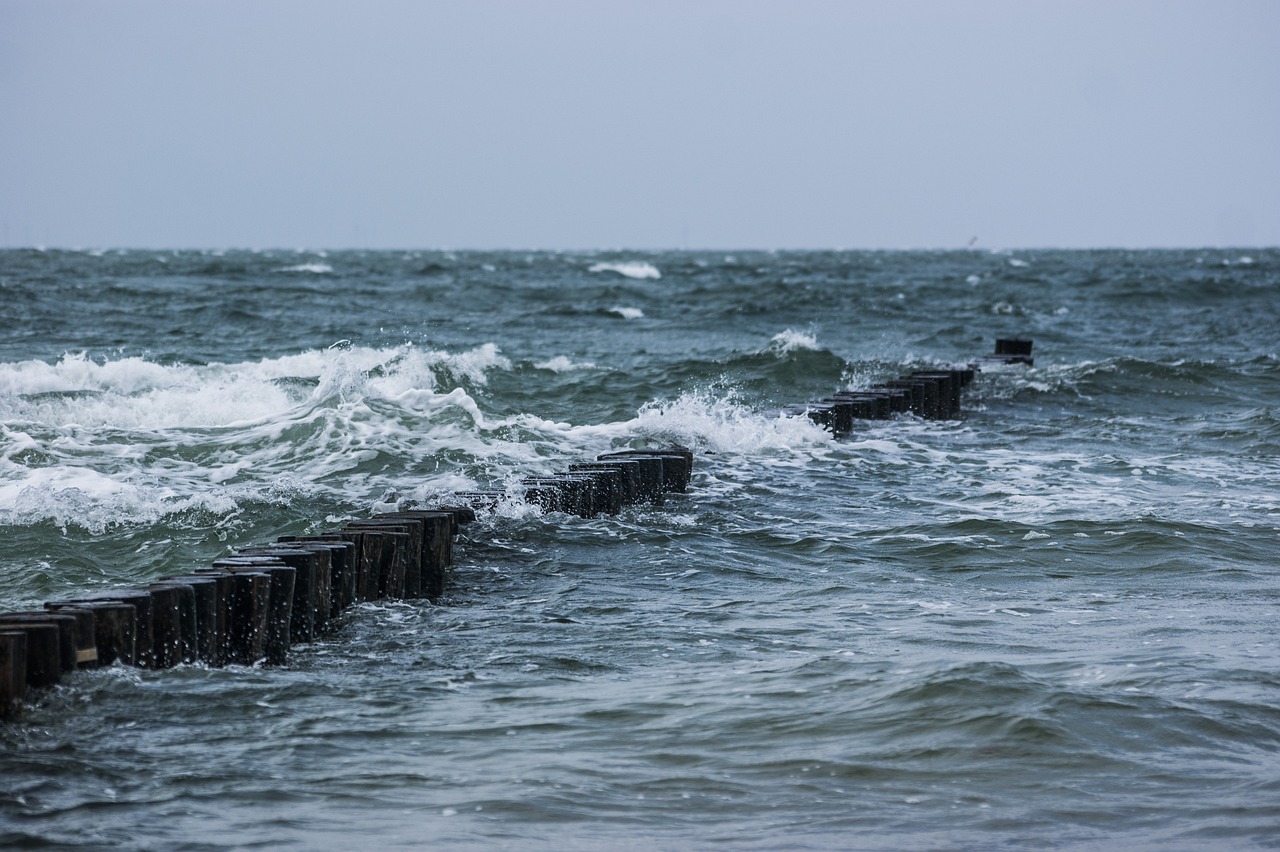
xmin=2 ymin=248 xmax=1279 ymax=850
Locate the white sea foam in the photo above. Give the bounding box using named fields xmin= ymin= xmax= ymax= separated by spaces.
xmin=624 ymin=391 xmax=832 ymax=455
xmin=588 ymin=261 xmax=661 ymax=280
xmin=0 ymin=343 xmax=528 ymax=529
xmin=766 ymin=329 xmax=820 ymax=354
xmin=534 ymin=356 xmax=598 ymax=372
xmin=278 ymin=262 xmax=334 ymax=274
xmin=608 ymin=306 xmax=645 ymax=320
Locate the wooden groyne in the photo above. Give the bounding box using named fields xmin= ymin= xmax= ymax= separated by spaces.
xmin=0 ymin=448 xmax=693 ymax=722
xmin=1 ymin=337 xmax=1031 ymax=723
xmin=781 ymin=338 xmax=1032 ymax=434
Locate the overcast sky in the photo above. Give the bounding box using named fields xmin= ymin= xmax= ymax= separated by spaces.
xmin=1 ymin=1 xmax=1276 ymax=250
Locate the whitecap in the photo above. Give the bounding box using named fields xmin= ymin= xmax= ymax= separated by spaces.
xmin=534 ymin=356 xmax=597 ymax=372
xmin=608 ymin=306 xmax=645 ymax=320
xmin=588 ymin=261 xmax=661 ymax=280
xmin=278 ymin=262 xmax=333 ymax=274
xmin=625 ymin=390 xmax=832 ymax=455
xmin=766 ymin=329 xmax=820 ymax=354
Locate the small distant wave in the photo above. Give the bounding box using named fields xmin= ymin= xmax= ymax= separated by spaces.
xmin=765 ymin=329 xmax=820 ymax=354
xmin=589 ymin=261 xmax=661 ymax=280
xmin=608 ymin=306 xmax=645 ymax=320
xmin=534 ymin=356 xmax=598 ymax=373
xmin=278 ymin=262 xmax=333 ymax=274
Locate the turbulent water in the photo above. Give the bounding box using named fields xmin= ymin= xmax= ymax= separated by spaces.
xmin=1 ymin=248 xmax=1278 ymax=850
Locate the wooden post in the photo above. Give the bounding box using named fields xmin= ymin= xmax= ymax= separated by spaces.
xmin=520 ymin=484 xmax=563 ymax=513
xmin=340 ymin=527 xmax=409 ymax=599
xmin=346 ymin=520 xmax=422 ymax=598
xmin=375 ymin=511 xmax=455 ymax=599
xmin=586 ymin=460 xmax=642 ymax=504
xmin=158 ymin=575 xmax=222 ymax=666
xmin=1 ymin=630 xmax=28 ymax=720
xmin=145 ymin=584 xmax=189 ymax=669
xmin=0 ymin=622 xmax=61 ymax=687
xmin=568 ymin=465 xmax=629 ymax=513
xmin=223 ymin=571 xmax=272 ymax=666
xmin=46 ymin=601 xmax=135 ymax=668
xmin=237 ymin=546 xmax=322 ymax=643
xmin=103 ymin=589 xmax=156 ymax=667
xmin=37 ymin=606 xmax=98 ymax=668
xmin=210 ymin=558 xmax=295 ymax=664
xmin=596 ymin=453 xmax=665 ymax=503
xmin=277 ymin=537 xmax=358 ymax=615
xmin=0 ymin=613 xmax=79 ymax=675
xmin=911 ymin=371 xmax=961 ymax=418
xmin=190 ymin=569 xmax=239 ymax=666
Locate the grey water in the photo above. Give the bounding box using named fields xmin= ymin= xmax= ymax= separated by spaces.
xmin=1 ymin=248 xmax=1278 ymax=849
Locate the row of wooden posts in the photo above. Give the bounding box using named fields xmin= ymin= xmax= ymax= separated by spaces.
xmin=782 ymin=338 xmax=1033 ymax=432
xmin=0 ymin=447 xmax=695 ymax=722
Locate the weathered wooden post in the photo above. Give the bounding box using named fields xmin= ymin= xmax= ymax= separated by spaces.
xmin=211 ymin=557 xmax=296 ymax=663
xmin=157 ymin=575 xmax=223 ymax=665
xmin=237 ymin=546 xmax=323 ymax=643
xmin=145 ymin=584 xmax=191 ymax=669
xmin=46 ymin=601 xmax=135 ymax=668
xmin=276 ymin=538 xmax=358 ymax=615
xmin=567 ymin=466 xmax=624 ymax=514
xmin=372 ymin=511 xmax=455 ymax=599
xmin=1 ymin=630 xmax=27 ymax=719
xmin=911 ymin=371 xmax=961 ymax=418
xmin=520 ymin=484 xmax=563 ymax=513
xmin=573 ymin=460 xmax=642 ymax=505
xmin=0 ymin=621 xmax=61 ymax=687
xmin=0 ymin=612 xmax=80 ymax=676
xmin=28 ymin=606 xmax=98 ymax=669
xmin=218 ymin=570 xmax=272 ymax=666
xmin=341 ymin=525 xmax=410 ymax=599
xmin=344 ymin=520 xmax=421 ymax=598
xmin=596 ymin=453 xmax=665 ymax=503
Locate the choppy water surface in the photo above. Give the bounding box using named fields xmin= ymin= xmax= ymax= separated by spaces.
xmin=1 ymin=248 xmax=1278 ymax=849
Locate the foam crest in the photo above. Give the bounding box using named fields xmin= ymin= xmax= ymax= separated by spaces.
xmin=277 ymin=262 xmax=333 ymax=273
xmin=765 ymin=329 xmax=820 ymax=354
xmin=608 ymin=306 xmax=645 ymax=320
xmin=624 ymin=391 xmax=832 ymax=455
xmin=533 ymin=356 xmax=598 ymax=373
xmin=0 ymin=343 xmax=534 ymax=530
xmin=588 ymin=261 xmax=662 ymax=280
xmin=0 ymin=352 xmax=182 ymax=397
xmin=0 ymin=464 xmax=242 ymax=534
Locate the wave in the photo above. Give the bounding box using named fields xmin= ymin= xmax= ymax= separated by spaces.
xmin=765 ymin=329 xmax=820 ymax=354
xmin=588 ymin=261 xmax=662 ymax=280
xmin=533 ymin=356 xmax=598 ymax=373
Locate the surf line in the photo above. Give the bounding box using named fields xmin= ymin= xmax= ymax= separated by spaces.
xmin=0 ymin=337 xmax=1034 ymax=722
xmin=778 ymin=338 xmax=1033 ymax=433
xmin=0 ymin=449 xmax=694 ymax=722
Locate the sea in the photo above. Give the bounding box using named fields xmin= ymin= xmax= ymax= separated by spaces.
xmin=0 ymin=248 xmax=1277 ymax=850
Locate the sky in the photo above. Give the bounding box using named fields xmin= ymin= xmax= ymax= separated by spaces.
xmin=0 ymin=1 xmax=1277 ymax=250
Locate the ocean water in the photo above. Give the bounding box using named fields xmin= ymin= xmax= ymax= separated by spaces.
xmin=0 ymin=248 xmax=1278 ymax=850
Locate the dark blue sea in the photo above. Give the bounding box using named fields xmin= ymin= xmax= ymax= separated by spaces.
xmin=1 ymin=248 xmax=1278 ymax=849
